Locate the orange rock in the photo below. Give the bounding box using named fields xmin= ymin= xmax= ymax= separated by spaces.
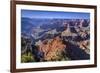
xmin=38 ymin=36 xmax=66 ymax=61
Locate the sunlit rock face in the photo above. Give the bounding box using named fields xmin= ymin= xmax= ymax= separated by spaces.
xmin=38 ymin=36 xmax=66 ymax=61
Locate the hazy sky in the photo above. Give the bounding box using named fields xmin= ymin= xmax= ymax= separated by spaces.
xmin=21 ymin=9 xmax=90 ymax=19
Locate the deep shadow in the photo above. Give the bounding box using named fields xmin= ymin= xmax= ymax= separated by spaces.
xmin=31 ymin=45 xmax=44 ymax=62
xmin=64 ymin=41 xmax=90 ymax=60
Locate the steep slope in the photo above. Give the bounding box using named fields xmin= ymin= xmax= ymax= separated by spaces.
xmin=37 ymin=36 xmax=68 ymax=61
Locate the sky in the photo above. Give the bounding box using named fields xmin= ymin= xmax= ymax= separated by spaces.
xmin=21 ymin=9 xmax=90 ymax=19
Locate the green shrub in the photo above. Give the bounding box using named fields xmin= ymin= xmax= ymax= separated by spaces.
xmin=21 ymin=52 xmax=35 ymax=63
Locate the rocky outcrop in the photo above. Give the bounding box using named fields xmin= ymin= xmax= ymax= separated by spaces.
xmin=37 ymin=36 xmax=66 ymax=61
